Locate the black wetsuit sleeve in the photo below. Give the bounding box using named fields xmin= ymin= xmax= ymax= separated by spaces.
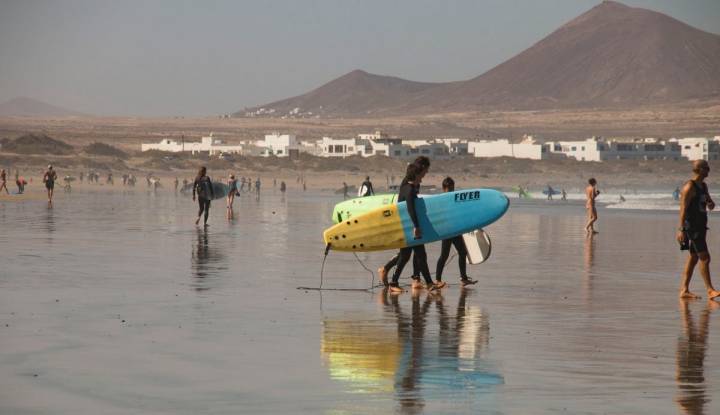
xmin=406 ymin=185 xmax=420 ymax=229
xmin=192 ymin=178 xmax=198 ymax=198
xmin=208 ymin=177 xmax=215 ymax=199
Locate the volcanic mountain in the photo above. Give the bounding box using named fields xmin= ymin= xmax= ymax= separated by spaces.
xmin=237 ymin=1 xmax=720 ymax=116
xmin=0 ymin=97 xmax=87 ymax=117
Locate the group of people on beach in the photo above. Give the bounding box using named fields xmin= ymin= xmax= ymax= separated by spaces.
xmin=375 ymin=156 xmax=477 ymax=294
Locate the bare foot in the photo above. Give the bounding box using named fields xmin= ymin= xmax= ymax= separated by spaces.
xmin=195 ymin=217 xmax=200 ymax=225
xmin=680 ymin=290 xmax=702 ymax=299
xmin=592 ymin=230 xmax=599 ymax=234
xmin=434 ymin=281 xmax=447 ymax=289
xmin=411 ymin=278 xmax=423 ymax=289
xmin=378 ymin=267 xmax=388 ymax=287
xmin=709 ymin=299 xmax=720 ymax=310
xmin=389 ymin=285 xmax=404 ymax=294
xmin=707 ymin=289 xmax=720 ymax=300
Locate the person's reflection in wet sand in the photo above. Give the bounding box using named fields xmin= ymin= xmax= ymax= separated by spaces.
xmin=43 ymin=208 xmax=55 ymax=242
xmin=583 ymin=233 xmax=596 ymax=302
xmin=675 ymin=299 xmax=718 ymax=415
xmin=190 ymin=228 xmax=226 ymax=292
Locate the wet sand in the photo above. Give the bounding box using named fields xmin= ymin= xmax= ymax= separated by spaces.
xmin=1 ymin=188 xmax=719 ymax=414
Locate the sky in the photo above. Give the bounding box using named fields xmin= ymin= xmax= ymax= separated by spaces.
xmin=0 ymin=0 xmax=718 ymax=117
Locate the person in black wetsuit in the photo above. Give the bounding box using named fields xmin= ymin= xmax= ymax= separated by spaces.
xmin=677 ymin=160 xmax=720 ymax=300
xmin=193 ymin=166 xmax=215 ymax=226
xmin=43 ymin=165 xmax=57 ymax=206
xmin=435 ymin=177 xmax=478 ymax=288
xmin=359 ymin=176 xmax=374 ymax=197
xmin=388 ymin=163 xmax=436 ymax=294
xmin=379 ymin=156 xmax=430 ymax=288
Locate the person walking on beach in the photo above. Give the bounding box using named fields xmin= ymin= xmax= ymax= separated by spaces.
xmin=359 ymin=176 xmax=375 ymax=197
xmin=0 ymin=169 xmax=8 ymax=194
xmin=255 ymin=177 xmax=261 ymax=197
xmin=561 ymin=188 xmax=567 ymax=201
xmin=193 ymin=166 xmax=215 ymax=227
xmin=387 ymin=163 xmax=436 ymax=294
xmin=43 ymin=165 xmax=57 ymax=206
xmin=174 ymin=177 xmax=179 ymax=193
xmin=227 ymin=174 xmax=238 ymax=219
xmin=546 ymin=185 xmax=554 ymax=200
xmin=676 ymin=160 xmax=720 ymax=300
xmin=585 ymin=178 xmax=600 ymax=234
xmin=280 ymin=181 xmax=286 ymax=194
xmin=342 ymin=182 xmax=349 ymax=199
xmin=435 ymin=177 xmax=477 ymax=288
xmin=379 ymin=156 xmax=431 ymax=289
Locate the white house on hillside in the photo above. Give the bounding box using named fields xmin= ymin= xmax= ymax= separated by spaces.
xmin=672 ymin=137 xmax=720 ymax=161
xmin=259 ymin=133 xmax=299 ymax=157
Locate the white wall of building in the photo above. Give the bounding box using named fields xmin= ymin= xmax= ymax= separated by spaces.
xmin=141 ymin=133 xmax=242 ymax=155
xmin=469 ymin=139 xmax=544 ymax=160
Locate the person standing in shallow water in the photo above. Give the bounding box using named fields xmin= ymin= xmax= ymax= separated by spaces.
xmin=226 ymin=174 xmax=238 ymax=219
xmin=585 ymin=178 xmax=600 ymax=234
xmin=193 ymin=166 xmax=215 ymax=227
xmin=43 ymin=165 xmax=57 ymax=206
xmin=677 ymin=160 xmax=720 ymax=300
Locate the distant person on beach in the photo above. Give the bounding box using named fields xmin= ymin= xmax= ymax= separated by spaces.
xmin=192 ymin=166 xmax=214 ymax=226
xmin=676 ymin=160 xmax=720 ymax=300
xmin=107 ymin=173 xmax=113 ymax=185
xmin=280 ymin=181 xmax=286 ymax=194
xmin=435 ymin=177 xmax=477 ymax=288
xmin=174 ymin=177 xmax=179 ymax=193
xmin=561 ymin=188 xmax=567 ymax=201
xmin=343 ymin=182 xmax=349 ymax=199
xmin=387 ymin=162 xmax=436 ymax=294
xmin=0 ymin=169 xmax=8 ymax=194
xmin=359 ymin=176 xmax=375 ymax=197
xmin=619 ymin=194 xmax=626 ymax=203
xmin=227 ymin=174 xmax=238 ymax=218
xmin=546 ymin=185 xmax=554 ymax=200
xmin=79 ymin=172 xmax=84 ymax=183
xmin=673 ymin=186 xmax=681 ymax=201
xmin=585 ymin=178 xmax=600 ymax=234
xmin=303 ymin=181 xmax=307 ymax=191
xmin=255 ymin=178 xmax=261 ymax=196
xmin=43 ymin=165 xmax=57 ymax=206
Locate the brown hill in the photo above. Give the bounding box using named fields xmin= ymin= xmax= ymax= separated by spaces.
xmin=237 ymin=1 xmax=720 ymax=116
xmin=237 ymin=70 xmax=443 ymax=117
xmin=0 ymin=134 xmax=74 ymax=155
xmin=0 ymin=97 xmax=86 ymax=117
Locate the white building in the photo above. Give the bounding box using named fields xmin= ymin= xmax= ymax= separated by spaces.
xmin=141 ymin=133 xmax=243 ymax=155
xmin=673 ymin=137 xmax=720 ymax=161
xmin=545 ymin=137 xmax=682 ymax=161
xmin=469 ymin=137 xmax=547 ymax=160
xmin=319 ymin=136 xmax=369 ymax=157
xmin=258 ymin=133 xmax=299 ymax=157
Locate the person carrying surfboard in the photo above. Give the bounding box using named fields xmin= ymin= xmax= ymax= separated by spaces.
xmin=193 ymin=166 xmax=215 ymax=226
xmin=358 ymin=176 xmax=375 ymax=197
xmin=435 ymin=177 xmax=478 ymax=288
xmin=379 ymin=156 xmax=431 ymax=288
xmin=388 ymin=163 xmax=436 ymax=294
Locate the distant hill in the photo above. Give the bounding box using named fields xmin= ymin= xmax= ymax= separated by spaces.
xmin=0 ymin=97 xmax=87 ymax=117
xmin=237 ymin=1 xmax=720 ymax=117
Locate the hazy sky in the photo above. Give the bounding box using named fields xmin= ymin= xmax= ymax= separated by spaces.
xmin=1 ymin=0 xmax=718 ymax=117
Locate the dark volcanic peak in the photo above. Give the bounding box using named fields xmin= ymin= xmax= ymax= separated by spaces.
xmin=237 ymin=69 xmax=446 ymax=117
xmin=0 ymin=97 xmax=86 ymax=117
xmin=238 ymin=1 xmax=720 ymax=116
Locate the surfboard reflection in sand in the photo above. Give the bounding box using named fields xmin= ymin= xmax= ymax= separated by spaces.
xmin=321 ymin=290 xmax=502 ymax=411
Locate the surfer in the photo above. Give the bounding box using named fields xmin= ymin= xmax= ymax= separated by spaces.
xmin=255 ymin=177 xmax=261 ymax=196
xmin=435 ymin=177 xmax=477 ymax=288
xmin=388 ymin=163 xmax=436 ymax=294
xmin=280 ymin=181 xmax=286 ymax=194
xmin=676 ymin=160 xmax=720 ymax=300
xmin=192 ymin=166 xmax=215 ymax=226
xmin=379 ymin=156 xmax=431 ymax=288
xmin=561 ymin=188 xmax=567 ymax=201
xmin=0 ymin=169 xmax=8 ymax=194
xmin=546 ymin=185 xmax=554 ymax=200
xmin=359 ymin=176 xmax=375 ymax=197
xmin=227 ymin=174 xmax=238 ymax=219
xmin=43 ymin=165 xmax=57 ymax=206
xmin=585 ymin=178 xmax=600 ymax=234
xmin=342 ymin=182 xmax=349 ymax=200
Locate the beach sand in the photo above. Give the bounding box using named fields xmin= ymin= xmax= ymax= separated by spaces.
xmin=1 ymin=188 xmax=719 ymax=414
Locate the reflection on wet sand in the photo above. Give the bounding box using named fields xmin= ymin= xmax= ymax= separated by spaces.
xmin=676 ymin=300 xmax=718 ymax=415
xmin=583 ymin=234 xmax=595 ymax=302
xmin=190 ymin=228 xmax=227 ymax=291
xmin=321 ymin=289 xmax=501 ymax=413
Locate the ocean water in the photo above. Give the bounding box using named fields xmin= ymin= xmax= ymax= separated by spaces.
xmin=1 ymin=188 xmax=719 ymax=414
